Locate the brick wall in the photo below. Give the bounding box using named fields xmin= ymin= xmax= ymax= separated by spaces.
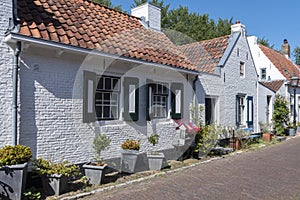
xmin=0 ymin=1 xmax=14 ymax=146
xmin=221 ymin=35 xmax=258 ymax=131
xmin=16 ymin=47 xmax=193 ymax=164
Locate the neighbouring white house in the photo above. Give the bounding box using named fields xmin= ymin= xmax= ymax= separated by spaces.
xmin=248 ymin=36 xmax=300 ymax=128
xmin=179 ymin=21 xmax=258 ymax=132
xmin=1 ymin=0 xmax=200 ymax=165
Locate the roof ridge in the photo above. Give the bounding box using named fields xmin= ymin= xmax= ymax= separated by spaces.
xmin=86 ymin=0 xmax=140 ymax=20
xmin=179 ymin=35 xmax=230 ymax=47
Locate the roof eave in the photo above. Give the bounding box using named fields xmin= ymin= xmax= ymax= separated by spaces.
xmin=6 ymin=33 xmax=199 ymax=75
xmin=218 ymin=32 xmax=241 ymax=66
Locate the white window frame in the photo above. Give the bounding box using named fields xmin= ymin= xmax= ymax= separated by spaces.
xmin=260 ymin=68 xmax=266 ymax=80
xmin=151 ymin=82 xmax=169 ymax=118
xmin=237 ymin=96 xmax=246 ymax=125
xmin=95 ymin=76 xmax=120 ymax=120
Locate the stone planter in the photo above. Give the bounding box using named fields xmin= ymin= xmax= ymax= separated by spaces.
xmin=262 ymin=133 xmax=273 ymax=141
xmin=120 ymin=150 xmax=139 ymax=173
xmin=41 ymin=174 xmax=68 ymax=196
xmin=288 ymin=128 xmax=296 ymax=136
xmin=147 ymin=152 xmax=164 ymax=171
xmin=83 ymin=163 xmax=107 ymax=185
xmin=0 ymin=162 xmax=28 ymax=200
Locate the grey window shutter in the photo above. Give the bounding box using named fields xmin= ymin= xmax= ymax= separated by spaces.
xmin=247 ymin=96 xmax=254 ymax=125
xmin=123 ymin=77 xmax=139 ymax=121
xmin=171 ymin=83 xmax=183 ymax=119
xmin=146 ymin=79 xmax=153 ymax=121
xmin=83 ymin=70 xmax=97 ymax=123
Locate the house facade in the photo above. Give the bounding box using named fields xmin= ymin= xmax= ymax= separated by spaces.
xmin=248 ymin=36 xmax=300 ymax=128
xmin=1 ymin=0 xmax=199 ymax=164
xmin=180 ymin=22 xmax=258 ymax=132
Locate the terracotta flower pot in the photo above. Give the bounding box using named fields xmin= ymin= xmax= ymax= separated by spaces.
xmin=262 ymin=133 xmax=273 ymax=141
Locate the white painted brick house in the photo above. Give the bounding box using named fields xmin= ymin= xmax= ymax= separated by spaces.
xmin=180 ymin=22 xmax=259 ymax=132
xmin=248 ymin=36 xmax=300 ymax=128
xmin=1 ymin=0 xmax=199 ymax=165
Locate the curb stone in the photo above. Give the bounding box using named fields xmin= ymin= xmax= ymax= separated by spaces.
xmin=60 ymin=134 xmax=300 ymax=200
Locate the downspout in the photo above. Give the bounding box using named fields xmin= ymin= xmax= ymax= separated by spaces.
xmin=12 ymin=41 xmax=21 ymax=145
xmin=192 ymin=75 xmax=198 ymax=122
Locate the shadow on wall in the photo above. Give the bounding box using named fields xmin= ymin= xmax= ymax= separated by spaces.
xmin=18 ymin=55 xmax=81 ymax=159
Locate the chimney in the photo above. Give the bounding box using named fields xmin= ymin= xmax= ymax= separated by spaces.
xmin=282 ymin=39 xmax=290 ymax=58
xmin=131 ymin=2 xmax=161 ymax=31
xmin=231 ymin=20 xmax=246 ymax=37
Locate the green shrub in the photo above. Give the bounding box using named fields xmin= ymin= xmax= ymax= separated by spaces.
xmin=23 ymin=187 xmax=41 ymax=200
xmin=272 ymin=95 xmax=289 ymax=135
xmin=0 ymin=145 xmax=32 ymax=166
xmin=194 ymin=123 xmax=221 ymax=154
xmin=33 ymin=158 xmax=80 ymax=177
xmin=121 ymin=139 xmax=140 ymax=150
xmin=148 ymin=134 xmax=160 ymax=146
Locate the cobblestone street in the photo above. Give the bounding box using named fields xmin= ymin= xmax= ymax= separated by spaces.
xmin=81 ymin=137 xmax=300 ymax=200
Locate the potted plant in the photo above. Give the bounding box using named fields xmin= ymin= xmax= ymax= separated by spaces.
xmin=147 ymin=134 xmax=164 ymax=171
xmin=83 ymin=133 xmax=111 ymax=185
xmin=0 ymin=145 xmax=32 ymax=200
xmin=33 ymin=158 xmax=80 ymax=196
xmin=230 ymin=128 xmax=248 ymax=150
xmin=120 ymin=139 xmax=140 ymax=173
xmin=259 ymin=122 xmax=273 ymax=141
xmin=287 ymin=122 xmax=296 ymax=136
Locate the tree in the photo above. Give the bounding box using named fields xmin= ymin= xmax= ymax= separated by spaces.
xmin=293 ymin=46 xmax=300 ymax=65
xmin=162 ymin=5 xmax=232 ymax=45
xmin=92 ymin=0 xmax=122 ymax=11
xmin=131 ymin=1 xmax=232 ymax=45
xmin=257 ymin=37 xmax=275 ymax=49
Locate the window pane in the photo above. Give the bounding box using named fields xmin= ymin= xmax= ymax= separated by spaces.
xmin=158 ymin=107 xmax=162 ymax=117
xmin=95 ymin=106 xmax=103 ymax=118
xmin=157 ymin=84 xmax=162 ymax=94
xmin=113 ymin=78 xmax=119 ymax=91
xmin=97 ymin=77 xmax=104 ymax=90
xmin=162 ymin=84 xmax=168 ymax=94
xmin=104 ymin=77 xmax=111 ymax=90
xmin=103 ymin=93 xmax=110 ymax=104
xmin=111 ymin=106 xmax=118 ymax=119
xmin=111 ymin=93 xmax=118 ymax=105
xmin=103 ymin=106 xmax=110 ymax=118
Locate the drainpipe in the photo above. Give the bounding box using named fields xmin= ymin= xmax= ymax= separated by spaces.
xmin=192 ymin=75 xmax=198 ymax=121
xmin=12 ymin=41 xmax=21 ymax=146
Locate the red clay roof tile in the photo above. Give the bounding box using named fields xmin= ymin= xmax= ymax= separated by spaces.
xmin=259 ymin=44 xmax=300 ymax=81
xmin=179 ymin=35 xmax=230 ymax=73
xmin=260 ymin=80 xmax=285 ymax=92
xmin=17 ymin=0 xmax=196 ymax=71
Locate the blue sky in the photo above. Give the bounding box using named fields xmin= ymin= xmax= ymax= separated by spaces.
xmin=112 ymin=0 xmax=300 ymax=59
